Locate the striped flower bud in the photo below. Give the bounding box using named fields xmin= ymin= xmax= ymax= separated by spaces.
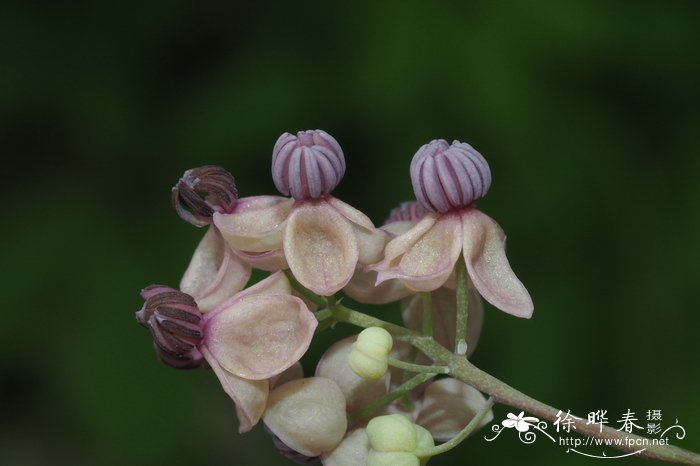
xmin=410 ymin=139 xmax=491 ymax=213
xmin=172 ymin=165 xmax=238 ymax=227
xmin=272 ymin=130 xmax=346 ymax=200
xmin=348 ymin=327 xmax=393 ymax=380
xmin=136 ymin=285 xmax=204 ymax=369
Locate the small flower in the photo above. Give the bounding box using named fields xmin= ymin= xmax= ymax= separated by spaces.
xmin=171 ymin=165 xmax=238 ymax=227
xmin=263 ymin=377 xmax=348 ymax=457
xmin=502 ymin=411 xmax=539 ymax=432
xmin=370 ymin=139 xmax=533 ymax=318
xmin=348 ymin=327 xmax=393 ymax=381
xmin=213 ymin=130 xmax=386 ymax=295
xmin=136 ymin=285 xmax=204 ymax=369
xmin=200 ymin=272 xmax=318 ymax=432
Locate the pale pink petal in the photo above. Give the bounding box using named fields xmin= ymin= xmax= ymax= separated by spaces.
xmin=374 ymin=214 xmax=462 ymax=292
xmin=415 ymin=378 xmax=493 ymax=442
xmin=231 ymin=247 xmax=288 ymax=271
xmin=315 ymin=337 xmax=389 ymax=414
xmin=461 ymin=209 xmax=533 ymax=318
xmin=200 ymin=346 xmax=268 ymax=433
xmin=213 ymin=196 xmax=294 ymax=253
xmin=205 ymin=271 xmax=293 ymax=318
xmin=321 ymin=429 xmax=369 ymax=466
xmin=284 ymin=201 xmax=359 ymax=295
xmin=204 ymin=294 xmax=317 ymax=379
xmin=370 ymin=214 xmax=437 ymax=275
xmin=400 ymin=286 xmax=483 ymax=357
xmin=264 ymin=377 xmax=347 ymax=457
xmin=179 ymin=227 xmax=251 ymax=312
xmin=327 ymin=197 xmax=387 ymax=264
xmin=343 ymin=267 xmax=412 ymax=304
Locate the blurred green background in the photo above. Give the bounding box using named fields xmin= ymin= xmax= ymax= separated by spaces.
xmin=2 ymin=1 xmax=699 ymax=465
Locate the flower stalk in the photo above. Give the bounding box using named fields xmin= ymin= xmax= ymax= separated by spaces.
xmin=454 ymin=259 xmax=469 ymax=356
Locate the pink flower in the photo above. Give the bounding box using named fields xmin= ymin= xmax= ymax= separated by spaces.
xmin=370 ymin=140 xmax=533 ymax=318
xmin=213 ymin=130 xmax=386 ymax=296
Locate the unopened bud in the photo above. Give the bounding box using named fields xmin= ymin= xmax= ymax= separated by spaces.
xmin=172 ymin=165 xmax=238 ymax=227
xmin=410 ymin=139 xmax=491 ymax=213
xmin=348 ymin=327 xmax=393 ymax=380
xmin=136 ymin=285 xmax=204 ymax=369
xmin=272 ymin=130 xmax=346 ymax=200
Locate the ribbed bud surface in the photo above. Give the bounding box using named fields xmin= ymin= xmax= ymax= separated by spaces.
xmin=272 ymin=130 xmax=346 ymax=199
xmin=171 ymin=165 xmax=238 ymax=227
xmin=410 ymin=139 xmax=491 ymax=213
xmin=136 ymin=285 xmax=204 ymax=369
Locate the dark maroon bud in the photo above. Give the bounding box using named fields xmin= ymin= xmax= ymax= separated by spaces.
xmin=171 ymin=165 xmax=238 ymax=227
xmin=136 ymin=285 xmax=205 ymax=369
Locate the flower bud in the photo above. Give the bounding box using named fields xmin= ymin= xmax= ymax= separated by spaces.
xmin=410 ymin=139 xmax=491 ymax=213
xmin=263 ymin=377 xmax=347 ymax=457
xmin=348 ymin=327 xmax=393 ymax=380
xmin=172 ymin=165 xmax=238 ymax=227
xmin=366 ymin=415 xmax=435 ymax=466
xmin=265 ymin=425 xmax=321 ymax=465
xmin=272 ymin=130 xmax=346 ymax=199
xmin=136 ymin=285 xmax=204 ymax=369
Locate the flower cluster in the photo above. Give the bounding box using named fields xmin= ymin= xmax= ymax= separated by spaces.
xmin=135 ymin=130 xmax=533 ymax=464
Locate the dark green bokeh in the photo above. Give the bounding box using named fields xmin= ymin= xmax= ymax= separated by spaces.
xmin=2 ymin=1 xmax=699 ymax=465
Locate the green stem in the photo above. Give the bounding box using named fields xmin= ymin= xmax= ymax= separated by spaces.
xmin=329 ymin=304 xmax=700 ymax=466
xmin=455 ymin=259 xmax=469 ymax=356
xmin=416 ymin=397 xmax=496 ymax=458
xmin=387 ymin=357 xmax=449 ymax=375
xmin=284 ymin=270 xmax=327 ymax=307
xmin=348 ymin=372 xmax=434 ymax=423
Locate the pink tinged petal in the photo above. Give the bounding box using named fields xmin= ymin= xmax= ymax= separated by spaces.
xmin=415 ymin=378 xmax=493 ymax=442
xmin=204 ymin=294 xmax=317 ymax=380
xmin=370 ymin=214 xmax=438 ymax=278
xmin=321 ymin=429 xmax=369 ymax=466
xmin=264 ymin=377 xmax=347 ymax=457
xmin=327 ymin=197 xmax=387 ymax=265
xmin=179 ymin=227 xmax=251 ymax=313
xmin=284 ymin=201 xmax=359 ymax=296
xmin=343 ymin=268 xmax=412 ymax=304
xmin=374 ymin=214 xmax=463 ymax=292
xmin=206 ymin=271 xmax=293 ymax=318
xmin=231 ymin=247 xmax=288 ymax=272
xmin=213 ymin=196 xmax=294 ymax=253
xmin=461 ymin=209 xmax=534 ymax=318
xmin=400 ymin=286 xmax=483 ymax=357
xmin=200 ymin=346 xmax=268 ymax=433
xmin=315 ymin=337 xmax=389 ymax=414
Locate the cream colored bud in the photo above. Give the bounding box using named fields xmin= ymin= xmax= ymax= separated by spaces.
xmin=348 ymin=327 xmax=393 ymax=380
xmin=366 ymin=414 xmax=417 ymax=452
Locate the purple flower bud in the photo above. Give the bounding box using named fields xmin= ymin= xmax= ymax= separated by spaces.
xmin=272 ymin=130 xmax=346 ymax=200
xmin=384 ymin=201 xmax=428 ymax=225
xmin=171 ymin=165 xmax=238 ymax=227
xmin=136 ymin=285 xmax=205 ymax=369
xmin=410 ymin=139 xmax=491 ymax=213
